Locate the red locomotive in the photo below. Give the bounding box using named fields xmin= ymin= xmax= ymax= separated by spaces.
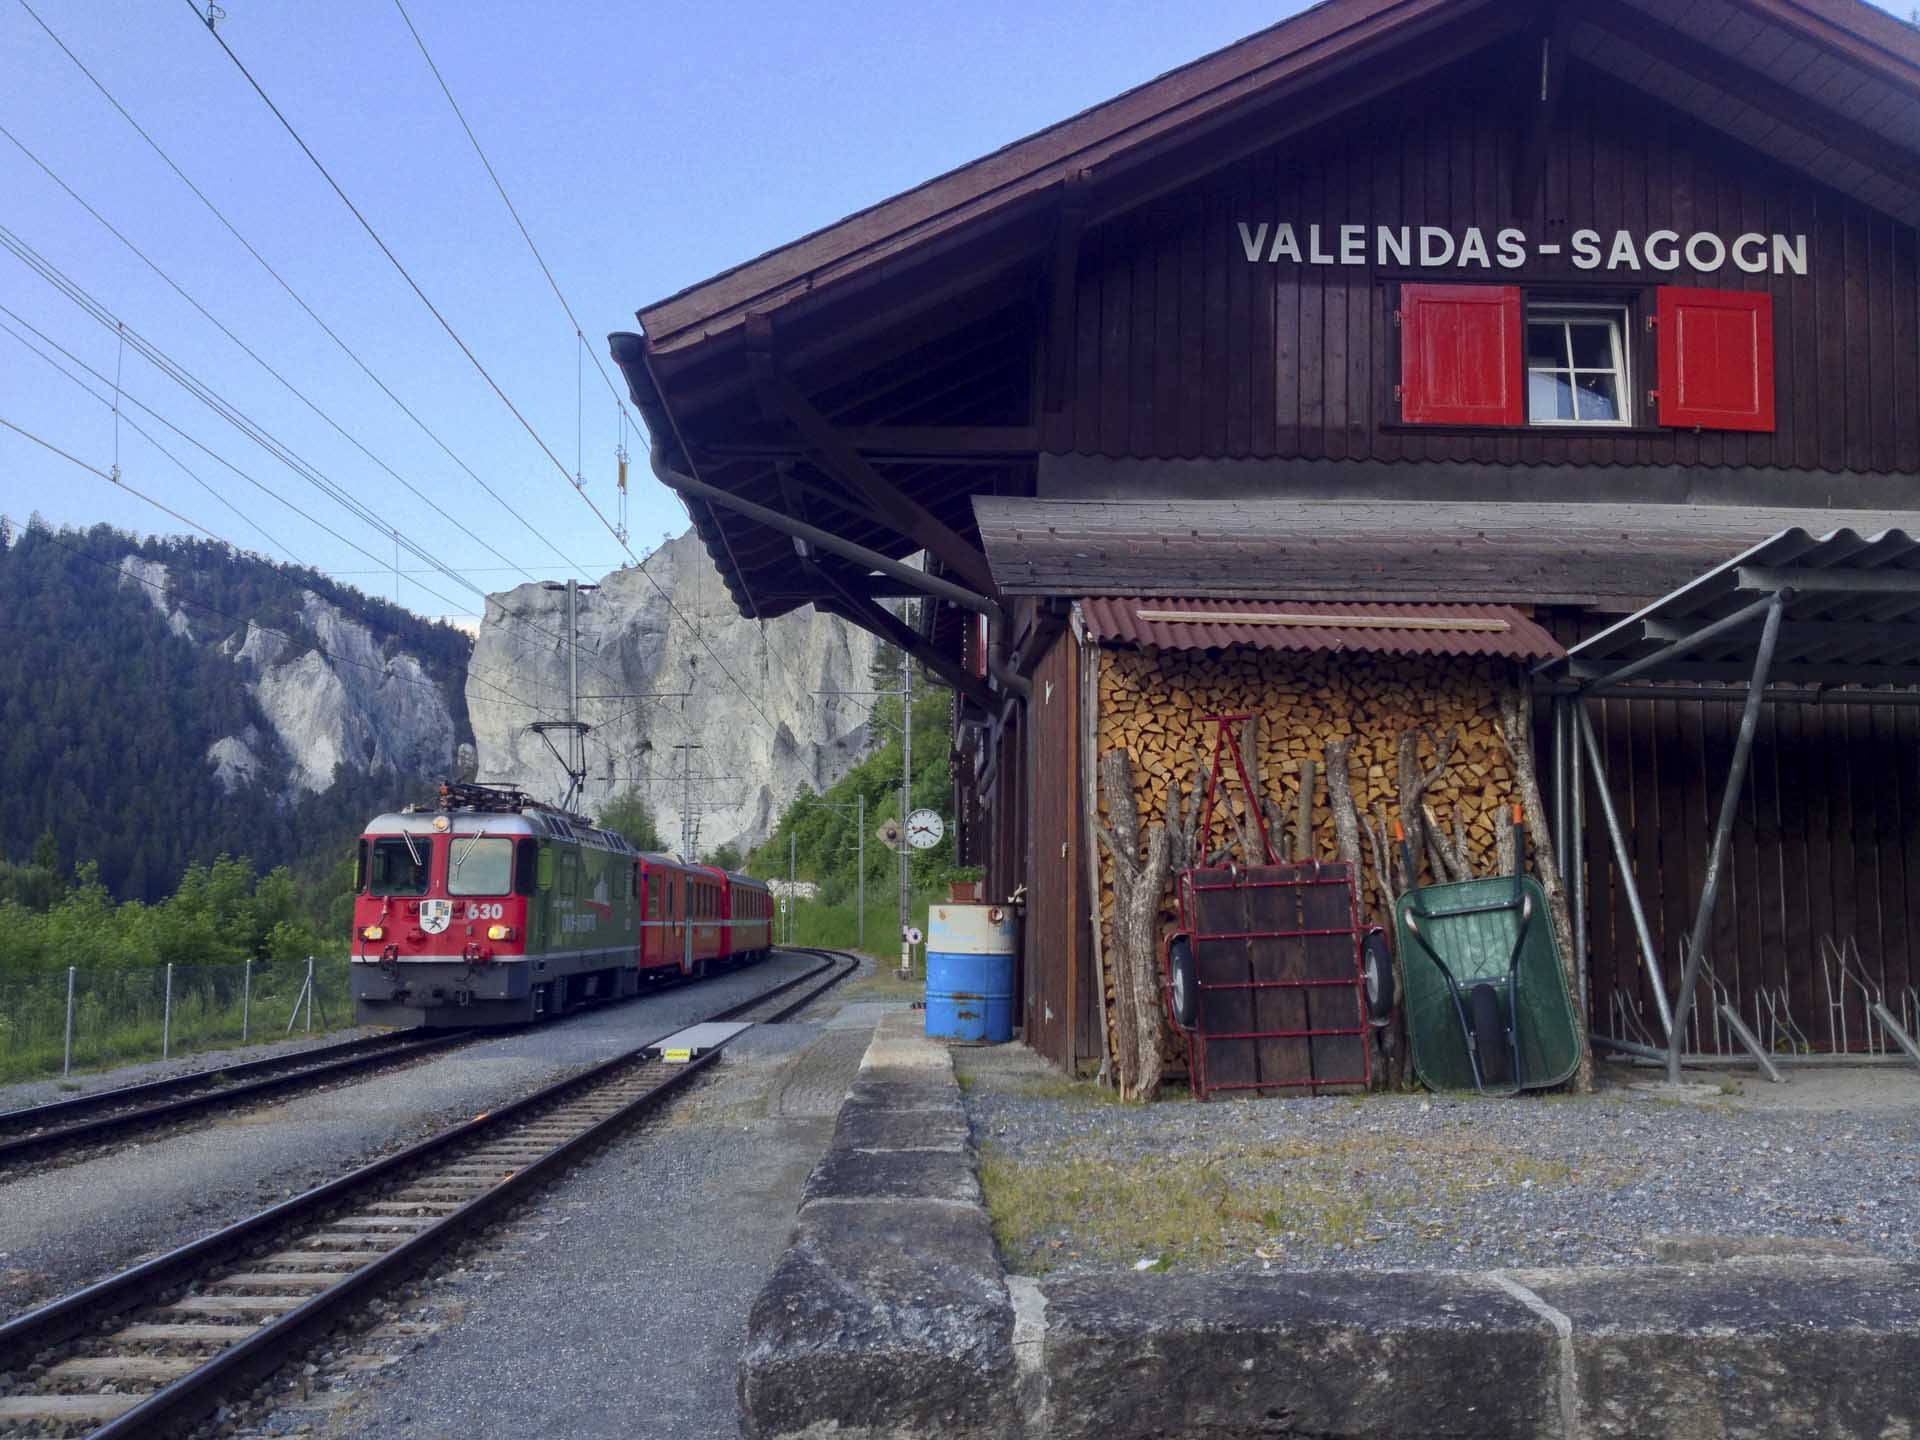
xmin=350 ymin=782 xmax=774 ymax=1026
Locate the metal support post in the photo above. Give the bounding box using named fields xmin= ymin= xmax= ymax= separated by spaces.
xmin=162 ymin=962 xmax=174 ymax=1059
xmin=305 ymin=956 xmax=315 ymax=1033
xmin=900 ymin=661 xmax=912 ymax=977
xmin=62 ymin=966 xmax=75 ymax=1077
xmin=1552 ymin=697 xmax=1570 ymax=877
xmin=788 ymin=831 xmax=797 ymax=945
xmin=857 ymin=793 xmax=865 ymax=948
xmin=242 ymin=958 xmax=252 ymax=1043
xmin=1569 ymin=696 xmax=1588 ymax=1024
xmin=1664 ymin=591 xmax=1788 ymax=1083
xmin=1576 ymin=703 xmax=1674 ymax=1038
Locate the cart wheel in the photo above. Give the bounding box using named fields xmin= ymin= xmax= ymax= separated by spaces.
xmin=1470 ymin=983 xmax=1510 ymax=1086
xmin=1361 ymin=930 xmax=1396 ymax=1023
xmin=1167 ymin=934 xmax=1199 ymax=1029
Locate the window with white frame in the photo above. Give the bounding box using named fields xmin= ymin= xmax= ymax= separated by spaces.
xmin=1526 ymin=305 xmax=1631 ymax=426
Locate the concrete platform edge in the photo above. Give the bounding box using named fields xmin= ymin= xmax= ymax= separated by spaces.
xmin=738 ymin=1015 xmax=1920 ymax=1439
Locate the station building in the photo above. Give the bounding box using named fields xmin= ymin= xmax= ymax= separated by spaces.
xmin=612 ymin=0 xmax=1920 ymax=1083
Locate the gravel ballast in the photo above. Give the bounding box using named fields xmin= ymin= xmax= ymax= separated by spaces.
xmin=269 ymin=994 xmax=886 ymax=1438
xmin=957 ymin=1046 xmax=1920 ymax=1277
xmin=0 ymin=953 xmax=824 ymax=1320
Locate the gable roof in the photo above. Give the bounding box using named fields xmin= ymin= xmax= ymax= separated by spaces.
xmin=633 ymin=0 xmax=1920 ymax=363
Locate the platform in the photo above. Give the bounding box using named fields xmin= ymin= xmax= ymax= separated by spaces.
xmin=645 ymin=1021 xmax=753 ymax=1062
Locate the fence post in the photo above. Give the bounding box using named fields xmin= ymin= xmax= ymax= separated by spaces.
xmin=63 ymin=966 xmax=75 ymax=1077
xmin=242 ymin=958 xmax=253 ymax=1044
xmin=162 ymin=962 xmax=174 ymax=1060
xmin=305 ymin=956 xmax=315 ymax=1034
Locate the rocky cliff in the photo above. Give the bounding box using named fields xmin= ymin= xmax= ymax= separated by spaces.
xmin=468 ymin=530 xmax=880 ymax=857
xmin=119 ymin=555 xmax=463 ymax=797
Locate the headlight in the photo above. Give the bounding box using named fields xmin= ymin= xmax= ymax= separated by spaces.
xmin=361 ymin=925 xmax=385 ymax=941
xmin=487 ymin=924 xmax=515 ymax=941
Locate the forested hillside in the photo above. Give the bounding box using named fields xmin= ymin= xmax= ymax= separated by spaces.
xmin=0 ymin=518 xmax=472 ymax=900
xmin=747 ymin=648 xmax=972 ymax=901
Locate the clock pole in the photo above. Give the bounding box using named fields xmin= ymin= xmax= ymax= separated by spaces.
xmin=898 ymin=659 xmax=912 ymax=978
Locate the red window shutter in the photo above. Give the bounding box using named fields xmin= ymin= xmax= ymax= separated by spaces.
xmin=1399 ymin=283 xmax=1524 ymax=426
xmin=1656 ymin=287 xmax=1775 ymax=431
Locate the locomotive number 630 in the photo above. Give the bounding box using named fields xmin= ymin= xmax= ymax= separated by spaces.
xmin=464 ymin=902 xmax=505 ymax=921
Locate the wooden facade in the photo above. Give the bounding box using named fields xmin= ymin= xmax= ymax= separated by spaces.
xmin=1051 ymin=46 xmax=1919 ymax=482
xmin=615 ymin=0 xmax=1920 ymax=1077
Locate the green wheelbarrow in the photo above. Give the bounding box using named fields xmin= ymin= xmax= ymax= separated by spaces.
xmin=1393 ymin=811 xmax=1580 ymax=1095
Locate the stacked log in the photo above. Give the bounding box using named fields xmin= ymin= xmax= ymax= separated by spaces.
xmin=1092 ymin=648 xmax=1518 ymax=1074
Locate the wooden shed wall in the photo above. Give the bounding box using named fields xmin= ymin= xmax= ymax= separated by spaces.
xmin=1022 ymin=629 xmax=1098 ymax=1071
xmin=1056 ymin=47 xmax=1920 ymax=476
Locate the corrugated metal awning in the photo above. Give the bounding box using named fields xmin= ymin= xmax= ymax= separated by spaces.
xmin=1079 ymin=598 xmax=1563 ymax=661
xmin=1541 ymin=527 xmax=1920 ymax=690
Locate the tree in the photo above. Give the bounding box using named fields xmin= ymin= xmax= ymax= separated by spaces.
xmin=598 ymin=790 xmax=665 ymax=852
xmin=700 ymin=842 xmax=743 ymax=871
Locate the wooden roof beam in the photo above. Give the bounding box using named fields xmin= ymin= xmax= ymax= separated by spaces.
xmin=816 ymin=571 xmax=995 ymax=710
xmin=1042 ymin=172 xmax=1092 ymax=419
xmin=1513 ymin=3 xmax=1571 ymax=218
xmin=746 ymin=313 xmax=1001 ymax=598
xmin=1579 ymin=1 xmax=1920 ymax=201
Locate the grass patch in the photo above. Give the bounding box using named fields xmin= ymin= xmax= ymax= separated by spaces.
xmin=838 ymin=968 xmax=925 ymax=1003
xmin=980 ymin=1129 xmax=1613 ymax=1274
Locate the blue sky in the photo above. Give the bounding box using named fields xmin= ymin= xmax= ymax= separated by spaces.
xmin=3 ymin=2 xmax=1908 ymax=623
xmin=0 ymin=0 xmax=1302 ymax=622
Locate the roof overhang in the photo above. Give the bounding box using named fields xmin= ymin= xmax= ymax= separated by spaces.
xmin=975 ymin=498 xmax=1920 ymax=610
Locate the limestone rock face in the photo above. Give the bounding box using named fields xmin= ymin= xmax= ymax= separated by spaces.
xmin=252 ymin=593 xmax=458 ymax=794
xmin=468 ymin=530 xmax=880 ymax=856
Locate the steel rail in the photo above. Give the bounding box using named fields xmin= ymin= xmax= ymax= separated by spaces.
xmin=0 ymin=1028 xmax=473 ymax=1166
xmin=0 ymin=950 xmax=855 ymax=1439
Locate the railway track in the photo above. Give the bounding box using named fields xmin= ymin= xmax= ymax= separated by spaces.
xmin=0 ymin=1028 xmax=473 ymax=1169
xmin=0 ymin=947 xmax=857 ymax=1439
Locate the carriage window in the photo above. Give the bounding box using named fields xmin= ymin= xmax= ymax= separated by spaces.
xmin=354 ymin=840 xmax=368 ymax=894
xmin=448 ymin=837 xmax=513 ymax=896
xmin=368 ymin=837 xmax=431 ymax=896
xmin=515 ymin=840 xmax=539 ymax=896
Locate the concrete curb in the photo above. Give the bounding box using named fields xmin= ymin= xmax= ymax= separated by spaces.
xmin=739 ymin=1015 xmax=1920 ymax=1438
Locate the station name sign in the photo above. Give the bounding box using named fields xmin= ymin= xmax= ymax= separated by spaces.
xmin=1236 ymin=223 xmax=1808 ymax=276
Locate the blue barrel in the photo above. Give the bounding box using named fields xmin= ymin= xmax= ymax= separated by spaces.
xmin=925 ymin=903 xmax=1016 ymax=1043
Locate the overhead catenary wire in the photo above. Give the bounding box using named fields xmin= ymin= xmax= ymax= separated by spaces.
xmin=0 ymin=296 xmax=630 ymax=716
xmin=389 ymin=0 xmax=630 ymax=418
xmin=187 ymin=4 xmax=782 ymax=737
xmin=0 ymin=309 xmax=299 ymax=558
xmin=0 ymin=120 xmax=542 ymax=586
xmin=0 ymin=221 xmax=510 ymax=619
xmin=0 ymin=414 xmax=565 ymax=719
xmin=11 ymin=0 xmax=587 ymax=576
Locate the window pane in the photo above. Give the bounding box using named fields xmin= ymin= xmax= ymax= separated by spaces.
xmin=1567 ymin=322 xmax=1616 ymax=370
xmin=1526 ymin=323 xmax=1564 ymax=369
xmin=1574 ymin=373 xmax=1621 ymax=421
xmin=448 ymin=837 xmax=514 ymax=896
xmin=370 ymin=837 xmax=430 ymax=896
xmin=1528 ymin=371 xmax=1575 ymax=421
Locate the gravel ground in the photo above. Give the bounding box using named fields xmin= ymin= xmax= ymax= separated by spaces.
xmin=0 ymin=953 xmax=823 ymax=1320
xmin=0 ymin=1026 xmax=385 ymax=1112
xmin=251 ymin=992 xmax=889 ymax=1439
xmin=958 ymin=1046 xmax=1920 ymax=1277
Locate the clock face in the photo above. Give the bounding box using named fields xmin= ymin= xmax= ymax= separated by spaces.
xmin=906 ymin=809 xmax=945 ymax=850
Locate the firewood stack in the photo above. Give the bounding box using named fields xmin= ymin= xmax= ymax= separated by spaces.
xmin=1092 ymin=647 xmax=1531 ymax=1086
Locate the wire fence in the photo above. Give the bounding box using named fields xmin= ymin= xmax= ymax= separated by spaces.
xmin=0 ymin=956 xmax=353 ymax=1085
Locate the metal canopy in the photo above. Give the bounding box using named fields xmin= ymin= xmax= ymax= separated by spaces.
xmin=1532 ymin=526 xmax=1920 ymax=1086
xmin=1542 ymin=526 xmax=1920 ymax=697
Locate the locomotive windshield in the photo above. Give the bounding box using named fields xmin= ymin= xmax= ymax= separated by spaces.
xmin=368 ymin=836 xmax=432 ymax=896
xmin=448 ymin=837 xmax=513 ymax=896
